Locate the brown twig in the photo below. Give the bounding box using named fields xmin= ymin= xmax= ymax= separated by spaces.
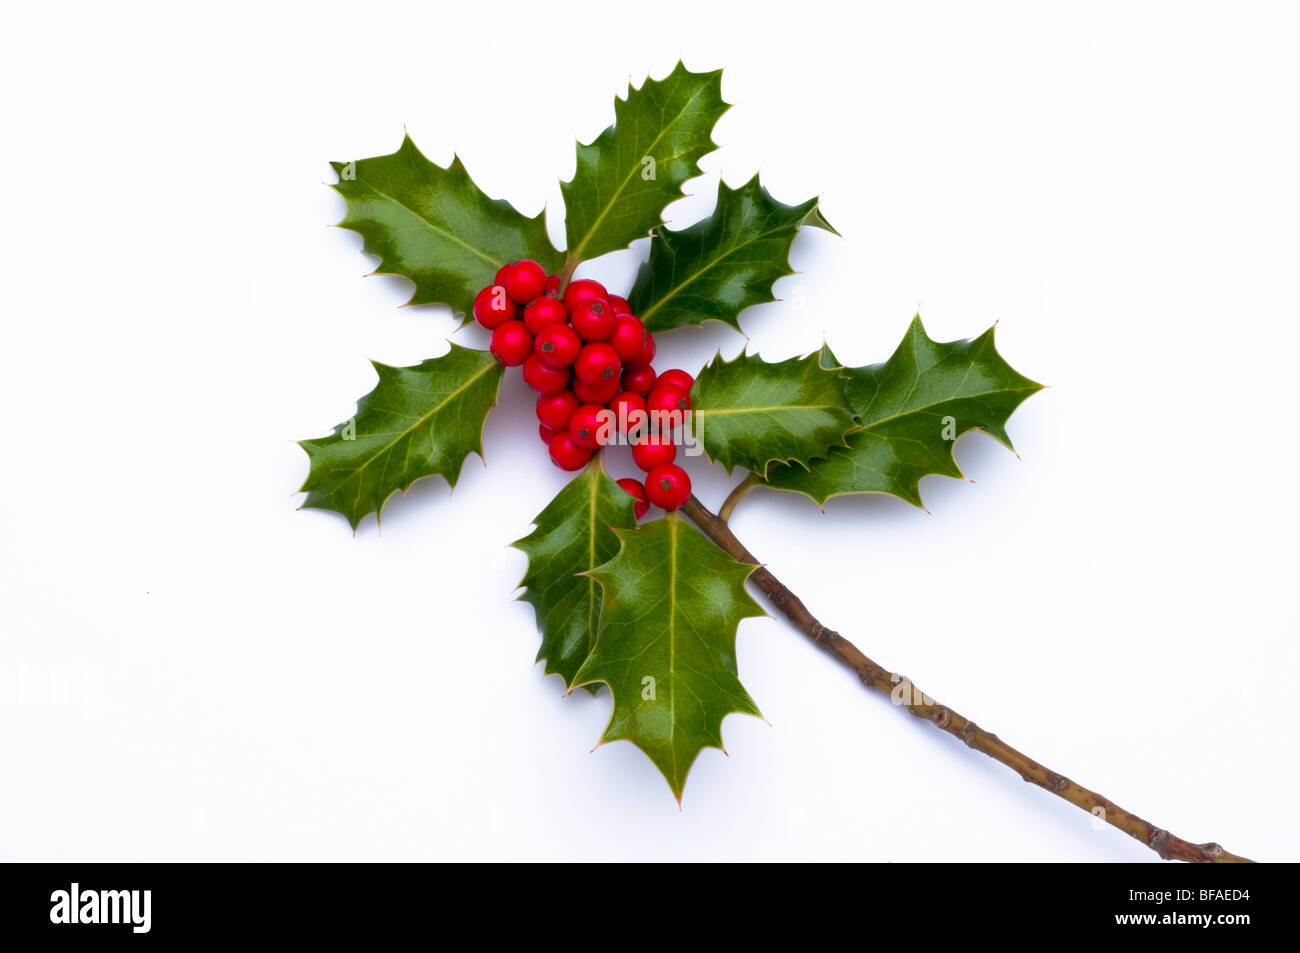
xmin=680 ymin=494 xmax=1253 ymax=863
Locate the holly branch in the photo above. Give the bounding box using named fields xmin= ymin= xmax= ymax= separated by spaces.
xmin=298 ymin=62 xmax=1253 ymax=861
xmin=679 ymin=494 xmax=1252 ymax=864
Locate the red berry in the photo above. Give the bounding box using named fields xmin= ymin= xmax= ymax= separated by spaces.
xmin=523 ymin=296 xmax=568 ymax=335
xmin=655 ymin=369 xmax=694 ymax=393
xmin=537 ymin=390 xmax=580 ymax=431
xmin=644 ymin=463 xmax=691 ymax=510
xmin=568 ymin=403 xmax=612 ymax=450
xmin=570 ymin=299 xmax=615 ymax=342
xmin=609 ymin=314 xmax=647 ymax=362
xmin=609 ymin=391 xmax=647 ymax=436
xmin=562 ymin=278 xmax=608 ymax=312
xmin=621 ymin=365 xmax=657 ymax=396
xmin=573 ymin=376 xmax=620 ymax=405
xmin=535 ymin=324 xmax=582 ymax=368
xmin=549 ymin=432 xmax=593 ymax=471
xmin=607 ymin=294 xmax=632 ymax=315
xmin=523 ymin=354 xmax=570 ymax=395
xmin=544 ymin=274 xmax=561 ymax=296
xmin=631 ymin=434 xmax=677 ymax=471
xmin=473 ymin=285 xmax=516 ymax=329
xmin=616 ymin=478 xmax=650 ymax=520
xmin=539 ymin=424 xmax=558 ymax=444
xmin=574 ymin=342 xmax=621 ymax=384
xmin=503 ymin=259 xmax=546 ymax=304
xmin=489 ymin=320 xmax=533 ymax=366
xmin=647 ymin=383 xmax=690 ymax=415
xmin=628 ymin=330 xmax=656 ymax=368
xmin=495 ymin=265 xmax=510 ymax=286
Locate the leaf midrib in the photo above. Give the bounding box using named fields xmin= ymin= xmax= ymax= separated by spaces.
xmin=348 ymin=178 xmax=504 ymax=269
xmin=586 ymin=466 xmax=600 ymax=658
xmin=640 ymin=215 xmax=804 ymax=321
xmin=694 ymin=403 xmax=846 ymax=417
xmin=667 ymin=515 xmax=678 ymax=780
xmin=856 ymin=380 xmax=1040 ymax=433
xmin=568 ymin=80 xmax=712 ymax=263
xmin=350 ymin=360 xmax=498 ymax=485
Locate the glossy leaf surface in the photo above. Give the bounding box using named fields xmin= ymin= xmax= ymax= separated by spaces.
xmin=513 ymin=461 xmax=638 ymax=689
xmin=574 ymin=516 xmax=764 ymax=800
xmin=332 ymin=136 xmax=562 ymax=319
xmin=631 ymin=176 xmax=834 ymax=332
xmin=298 ymin=344 xmax=504 ymax=528
xmin=764 ymin=317 xmax=1043 ymax=506
xmin=691 ymin=351 xmax=857 ymax=476
xmin=562 ymin=63 xmax=728 ymax=263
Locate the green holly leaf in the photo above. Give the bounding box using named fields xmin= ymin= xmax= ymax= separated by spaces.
xmin=690 ymin=351 xmax=858 ymax=476
xmin=512 ymin=460 xmax=638 ymax=691
xmin=574 ymin=515 xmax=764 ymax=801
xmin=630 ymin=176 xmax=835 ymax=333
xmin=298 ymin=343 xmax=504 ymax=529
xmin=332 ymin=135 xmax=562 ymax=320
xmin=561 ymin=62 xmax=728 ymax=264
xmin=763 ymin=316 xmax=1043 ymax=507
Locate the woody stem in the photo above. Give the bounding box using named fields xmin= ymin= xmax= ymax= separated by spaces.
xmin=679 ymin=494 xmax=1252 ymax=863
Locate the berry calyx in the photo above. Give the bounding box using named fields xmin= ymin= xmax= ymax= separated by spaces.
xmin=616 ymin=478 xmax=650 ymax=520
xmin=655 ymin=368 xmax=694 ymax=393
xmin=548 ymin=432 xmax=592 ymax=471
xmin=535 ymin=324 xmax=582 ymax=368
xmin=631 ymin=433 xmax=677 ymax=471
xmin=606 ymin=294 xmax=632 ymax=315
xmin=523 ymin=296 xmax=568 ymax=335
xmin=503 ymin=259 xmax=546 ymax=304
xmin=570 ymin=299 xmax=615 ymax=342
xmin=646 ymin=383 xmax=690 ymax=415
xmin=562 ymin=278 xmax=607 ymax=312
xmin=568 ymin=403 xmax=611 ymax=450
xmin=621 ymin=365 xmax=657 ymax=395
xmin=644 ymin=463 xmax=691 ymax=510
xmin=573 ymin=375 xmax=620 ymax=405
xmin=574 ymin=342 xmax=621 ymax=384
xmin=473 ymin=285 xmax=516 ymax=329
xmin=489 ymin=320 xmax=533 ymax=366
xmin=537 ymin=390 xmax=580 ymax=431
xmin=522 ymin=354 xmax=570 ymax=395
xmin=609 ymin=314 xmax=647 ymax=362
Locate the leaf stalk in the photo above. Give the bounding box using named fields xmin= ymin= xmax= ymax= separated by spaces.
xmin=718 ymin=472 xmax=760 ymax=522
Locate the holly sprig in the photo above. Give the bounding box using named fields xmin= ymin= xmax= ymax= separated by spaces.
xmin=296 ymin=63 xmax=1250 ymax=860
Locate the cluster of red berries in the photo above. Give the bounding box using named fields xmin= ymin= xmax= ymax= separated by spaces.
xmin=475 ymin=260 xmax=694 ymax=513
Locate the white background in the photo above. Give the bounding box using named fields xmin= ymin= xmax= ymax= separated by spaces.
xmin=2 ymin=0 xmax=1296 ymax=862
